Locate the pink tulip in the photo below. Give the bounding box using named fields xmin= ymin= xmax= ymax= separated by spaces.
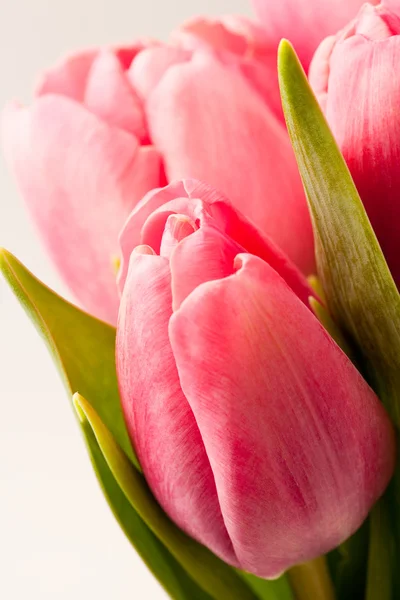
xmin=116 ymin=179 xmax=395 ymax=578
xmin=252 ymin=0 xmax=378 ymax=70
xmin=2 ymin=16 xmax=313 ymax=325
xmin=309 ymin=1 xmax=400 ymax=287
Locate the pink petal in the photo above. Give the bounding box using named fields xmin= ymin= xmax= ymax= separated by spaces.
xmin=118 ymin=179 xmax=227 ymax=291
xmin=116 ymin=253 xmax=237 ymax=565
xmin=308 ymin=36 xmax=336 ymax=114
xmin=205 ymin=201 xmax=314 ymax=306
xmin=36 ymin=50 xmax=97 ymax=100
xmin=128 ymin=46 xmax=190 ymax=102
xmin=118 ymin=179 xmax=313 ymax=303
xmin=170 ymin=225 xmax=241 ymax=311
xmin=237 ymin=60 xmax=284 ymax=125
xmin=173 ymin=17 xmax=249 ymax=55
xmin=324 ymin=34 xmax=400 ymax=286
xmin=159 ymin=214 xmax=197 ymax=259
xmin=173 ymin=15 xmax=274 ymax=60
xmin=172 ymin=16 xmax=283 ymax=122
xmin=84 ymin=50 xmax=147 ymax=139
xmin=118 ymin=181 xmax=193 ymax=292
xmin=251 ymin=0 xmax=378 ymax=70
xmin=383 ymin=0 xmax=400 ymax=14
xmin=146 ymin=53 xmax=314 ymax=274
xmin=169 ymin=253 xmax=395 ymax=576
xmin=2 ymin=96 xmax=162 ymax=323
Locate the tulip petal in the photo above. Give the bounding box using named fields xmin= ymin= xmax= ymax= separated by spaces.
xmin=169 ymin=253 xmax=395 ymax=577
xmin=251 ymin=0 xmax=378 ymax=70
xmin=173 ymin=17 xmax=249 ymax=55
xmin=174 ymin=15 xmax=276 ymax=61
xmin=204 ymin=201 xmax=315 ymax=306
xmin=173 ymin=17 xmax=283 ymax=123
xmin=84 ymin=50 xmax=147 ymax=139
xmin=324 ymin=35 xmax=400 ymax=286
xmin=36 ymin=50 xmax=97 ymax=100
xmin=117 ymin=253 xmax=237 ymax=566
xmin=146 ymin=53 xmax=314 ymax=273
xmin=118 ymin=180 xmax=228 ymax=292
xmin=2 ymin=96 xmax=162 ymax=323
xmin=118 ymin=179 xmax=314 ymax=304
xmin=128 ymin=46 xmax=190 ymax=102
xmin=170 ymin=226 xmax=241 ymax=311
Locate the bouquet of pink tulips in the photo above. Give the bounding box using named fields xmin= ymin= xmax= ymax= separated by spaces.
xmin=2 ymin=0 xmax=400 ymax=598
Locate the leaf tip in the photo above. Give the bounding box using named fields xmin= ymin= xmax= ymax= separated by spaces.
xmin=278 ymin=38 xmax=293 ymax=57
xmin=73 ymin=392 xmax=87 ymax=423
xmin=0 ymin=247 xmax=12 ymax=272
xmin=278 ymin=39 xmax=296 ymax=73
xmin=277 ymin=39 xmax=306 ymax=101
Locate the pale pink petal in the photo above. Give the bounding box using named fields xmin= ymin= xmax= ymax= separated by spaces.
xmin=146 ymin=53 xmax=314 ymax=274
xmin=159 ymin=214 xmax=197 ymax=259
xmin=2 ymin=96 xmax=162 ymax=323
xmin=169 ymin=253 xmax=395 ymax=577
xmin=383 ymin=0 xmax=400 ymax=14
xmin=173 ymin=15 xmax=274 ymax=60
xmin=128 ymin=46 xmax=190 ymax=102
xmin=36 ymin=50 xmax=97 ymax=100
xmin=116 ymin=253 xmax=237 ymax=565
xmin=84 ymin=50 xmax=147 ymax=139
xmin=309 ymin=36 xmax=336 ymax=114
xmin=237 ymin=60 xmax=284 ymax=124
xmin=173 ymin=17 xmax=249 ymax=55
xmin=170 ymin=225 xmax=241 ymax=311
xmin=251 ymin=0 xmax=378 ymax=70
xmin=118 ymin=181 xmax=192 ymax=292
xmin=173 ymin=15 xmax=283 ymax=121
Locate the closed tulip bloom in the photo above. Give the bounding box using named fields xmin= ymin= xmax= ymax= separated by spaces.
xmin=2 ymin=15 xmax=313 ymax=325
xmin=116 ymin=179 xmax=395 ymax=578
xmin=310 ymin=1 xmax=400 ymax=287
xmin=251 ymin=0 xmax=377 ymax=70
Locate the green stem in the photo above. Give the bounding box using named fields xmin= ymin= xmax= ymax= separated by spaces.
xmin=288 ymin=556 xmax=336 ymax=600
xmin=366 ymin=499 xmax=395 ymax=600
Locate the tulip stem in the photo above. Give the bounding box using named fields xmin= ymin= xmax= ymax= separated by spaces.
xmin=288 ymin=556 xmax=336 ymax=600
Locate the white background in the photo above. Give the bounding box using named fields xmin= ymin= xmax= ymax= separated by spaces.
xmin=0 ymin=1 xmax=250 ymax=598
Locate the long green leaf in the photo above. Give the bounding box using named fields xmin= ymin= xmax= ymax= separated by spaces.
xmin=278 ymin=40 xmax=400 ymax=599
xmin=80 ymin=414 xmax=213 ymax=600
xmin=0 ymin=248 xmax=137 ymax=466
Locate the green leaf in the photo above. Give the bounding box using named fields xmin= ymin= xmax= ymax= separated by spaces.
xmin=74 ymin=393 xmax=260 ymax=600
xmin=278 ymin=40 xmax=400 ymax=600
xmin=366 ymin=501 xmax=395 ymax=600
xmin=79 ymin=411 xmax=213 ymax=600
xmin=0 ymin=248 xmax=138 ymax=468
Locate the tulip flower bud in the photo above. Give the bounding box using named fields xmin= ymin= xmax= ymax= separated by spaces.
xmin=2 ymin=15 xmax=313 ymax=325
xmin=116 ymin=179 xmax=395 ymax=579
xmin=310 ymin=1 xmax=400 ymax=286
